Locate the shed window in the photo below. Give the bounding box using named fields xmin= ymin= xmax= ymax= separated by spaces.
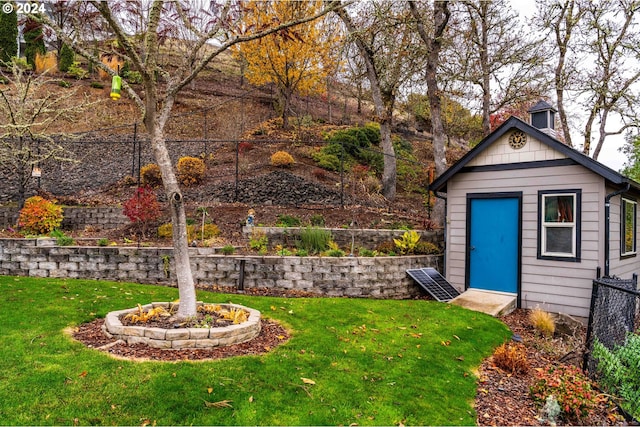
xmin=538 ymin=190 xmax=581 ymax=261
xmin=621 ymin=198 xmax=637 ymax=257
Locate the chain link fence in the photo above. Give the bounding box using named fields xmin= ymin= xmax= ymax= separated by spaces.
xmin=583 ymin=275 xmax=640 ymax=374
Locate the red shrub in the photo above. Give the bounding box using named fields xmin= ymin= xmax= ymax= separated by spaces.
xmin=123 ymin=187 xmax=161 ymax=236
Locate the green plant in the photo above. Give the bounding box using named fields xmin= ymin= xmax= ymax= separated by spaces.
xmin=529 ymin=308 xmax=556 ymax=337
xmin=309 ymin=214 xmax=325 ymax=227
xmin=18 ymin=196 xmax=63 ymax=235
xmin=312 ymin=152 xmax=341 ymax=171
xmin=11 ymin=56 xmax=31 ymax=70
xmin=530 ymin=364 xmax=599 ymax=423
xmin=274 ymin=245 xmax=293 ymax=256
xmin=249 ymin=231 xmax=268 ymax=252
xmin=123 ymin=187 xmax=162 ymax=237
xmin=325 ymin=241 xmax=345 ymax=257
xmin=140 ymin=163 xmax=163 ymax=187
xmin=270 ymin=150 xmax=295 ymax=167
xmin=592 ymin=334 xmax=640 ymax=419
xmin=413 ymin=241 xmax=440 ymax=255
xmin=177 ymin=156 xmax=206 ymax=186
xmin=67 ymin=61 xmax=88 ymax=79
xmin=123 ymin=70 xmax=142 ymax=84
xmin=58 ymin=43 xmax=74 ymax=72
xmin=393 ymin=230 xmax=421 ymax=255
xmin=297 ymin=226 xmax=331 ymax=254
xmin=221 ymin=245 xmax=235 ymax=255
xmin=295 ymin=248 xmax=309 ymax=256
xmin=57 ymin=79 xmax=71 ymax=88
xmin=358 ymin=248 xmax=378 ymax=257
xmin=90 ymin=81 xmax=104 ymax=89
xmin=49 ymin=229 xmax=75 ymax=246
xmin=492 ymin=342 xmax=529 ymax=375
xmin=97 ymin=238 xmax=109 ymax=246
xmin=276 ymin=214 xmax=301 ymax=227
xmin=375 ymin=241 xmax=396 ymax=254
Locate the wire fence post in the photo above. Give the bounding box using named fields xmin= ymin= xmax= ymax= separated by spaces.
xmin=203 ymin=110 xmax=208 ymax=154
xmin=235 ymin=140 xmax=239 ymax=202
xmin=134 ymin=122 xmax=140 ymax=186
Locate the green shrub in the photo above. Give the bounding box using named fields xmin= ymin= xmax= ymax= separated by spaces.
xmin=297 ymin=226 xmax=331 ymax=254
xmin=276 ymin=214 xmax=301 ymax=227
xmin=58 ymin=43 xmax=74 ymax=72
xmin=358 ymin=248 xmax=378 ymax=257
xmin=327 ymin=249 xmax=345 ymax=257
xmin=90 ymin=81 xmax=104 ymax=89
xmin=393 ymin=230 xmax=421 ymax=255
xmin=50 ymin=229 xmax=75 ymax=246
xmin=97 ymin=238 xmax=109 ymax=247
xmin=309 ymin=214 xmax=325 ymax=227
xmin=177 ymin=156 xmax=206 ymax=187
xmin=67 ymin=61 xmax=88 ymax=79
xmin=530 ymin=364 xmax=598 ymax=423
xmin=312 ymin=152 xmax=341 ymax=171
xmin=57 ymin=79 xmax=71 ymax=88
xmin=220 ymin=245 xmax=235 ymax=255
xmin=249 ymin=231 xmax=268 ymax=252
xmin=123 ymin=70 xmax=142 ymax=84
xmin=413 ymin=241 xmax=440 ymax=255
xmin=18 ymin=196 xmax=63 ymax=235
xmin=296 ymin=248 xmax=309 ymax=257
xmin=592 ymin=335 xmax=640 ymax=419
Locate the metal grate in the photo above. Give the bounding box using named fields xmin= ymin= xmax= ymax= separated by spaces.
xmin=407 ymin=268 xmax=461 ymax=302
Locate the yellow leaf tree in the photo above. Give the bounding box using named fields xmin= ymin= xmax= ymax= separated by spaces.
xmin=234 ymin=1 xmax=340 ymax=129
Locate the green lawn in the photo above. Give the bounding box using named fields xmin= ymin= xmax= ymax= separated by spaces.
xmin=0 ymin=276 xmax=510 ymax=426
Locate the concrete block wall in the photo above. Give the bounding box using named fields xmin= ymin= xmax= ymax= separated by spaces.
xmin=0 ymin=206 xmax=129 ymax=230
xmin=0 ymin=238 xmax=442 ymax=299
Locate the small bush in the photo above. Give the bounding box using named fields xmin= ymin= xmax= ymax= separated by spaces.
xmin=313 ymin=152 xmax=341 ymax=171
xmin=393 ymin=230 xmax=421 ymax=255
xmin=413 ymin=241 xmax=440 ymax=255
xmin=327 ymin=248 xmax=345 ymax=257
xmin=18 ymin=196 xmax=63 ymax=235
xmin=529 ymin=308 xmax=555 ymax=337
xmin=57 ymin=80 xmax=71 ymax=88
xmin=221 ymin=245 xmax=235 ymax=255
xmin=592 ymin=335 xmax=640 ymax=419
xmin=375 ymin=241 xmax=396 ymax=254
xmin=358 ymin=248 xmax=378 ymax=257
xmin=198 ymin=223 xmax=221 ymax=240
xmin=123 ymin=70 xmax=142 ymax=84
xmin=67 ymin=61 xmax=88 ymax=79
xmin=271 ymin=151 xmax=295 ymax=167
xmin=50 ymin=229 xmax=75 ymax=246
xmin=90 ymin=81 xmax=104 ymax=89
xmin=492 ymin=342 xmax=529 ymax=375
xmin=177 ymin=156 xmax=206 ymax=187
xmin=249 ymin=231 xmax=268 ymax=252
xmin=123 ymin=187 xmax=161 ymax=237
xmin=530 ymin=364 xmax=598 ymax=423
xmin=97 ymin=238 xmax=109 ymax=246
xmin=276 ymin=214 xmax=301 ymax=227
xmin=58 ymin=43 xmax=74 ymax=73
xmin=312 ymin=168 xmax=327 ymax=180
xmin=158 ymin=222 xmax=219 ymax=242
xmin=141 ymin=163 xmax=163 ymax=187
xmin=297 ymin=226 xmax=331 ymax=254
xmin=157 ymin=222 xmax=173 ymax=239
xmin=309 ymin=214 xmax=325 ymax=227
xmin=238 ymin=142 xmax=254 ymax=153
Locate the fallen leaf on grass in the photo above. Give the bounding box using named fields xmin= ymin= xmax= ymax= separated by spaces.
xmin=301 ymin=377 xmax=316 ymax=385
xmin=207 ymin=387 xmax=213 ymax=394
xmin=203 ymin=399 xmax=233 ymax=408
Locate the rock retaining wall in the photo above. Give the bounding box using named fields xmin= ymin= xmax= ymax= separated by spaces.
xmin=0 ymin=206 xmax=129 ymax=231
xmin=0 ymin=238 xmax=442 ymax=298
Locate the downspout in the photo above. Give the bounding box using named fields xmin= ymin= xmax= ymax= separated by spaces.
xmin=434 ymin=191 xmax=447 ymax=274
xmin=604 ymin=182 xmax=630 ymax=277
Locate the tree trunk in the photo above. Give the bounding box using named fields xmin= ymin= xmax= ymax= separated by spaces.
xmin=380 ymin=116 xmax=396 ymax=201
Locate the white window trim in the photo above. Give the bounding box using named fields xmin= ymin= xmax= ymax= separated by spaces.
xmin=541 ymin=193 xmax=577 ymax=258
xmin=621 ymin=197 xmax=637 ymax=256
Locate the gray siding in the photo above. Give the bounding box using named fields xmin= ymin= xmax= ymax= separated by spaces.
xmin=446 ymin=163 xmax=604 ymax=318
xmin=608 ymin=189 xmax=640 ymax=282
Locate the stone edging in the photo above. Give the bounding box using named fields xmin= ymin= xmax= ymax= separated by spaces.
xmin=102 ymin=302 xmax=262 ymax=349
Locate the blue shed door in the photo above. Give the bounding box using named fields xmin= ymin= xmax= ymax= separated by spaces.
xmin=468 ymin=196 xmax=520 ymax=293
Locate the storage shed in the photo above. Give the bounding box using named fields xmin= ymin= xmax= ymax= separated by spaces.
xmin=428 ymin=101 xmax=640 ymax=318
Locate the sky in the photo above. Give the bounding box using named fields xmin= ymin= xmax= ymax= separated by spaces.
xmin=511 ymin=0 xmax=628 ymax=172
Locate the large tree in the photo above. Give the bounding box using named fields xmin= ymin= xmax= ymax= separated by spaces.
xmin=233 ymin=1 xmax=339 ymax=129
xmin=36 ymin=0 xmax=343 ymax=320
xmin=335 ymin=0 xmax=424 ymax=201
xmin=533 ymin=0 xmax=587 ymax=148
xmin=446 ymin=0 xmax=548 ymax=136
xmin=581 ymin=0 xmax=640 ymax=160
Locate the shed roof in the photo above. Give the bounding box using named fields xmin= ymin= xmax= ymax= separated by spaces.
xmin=429 ymin=116 xmax=640 ymax=194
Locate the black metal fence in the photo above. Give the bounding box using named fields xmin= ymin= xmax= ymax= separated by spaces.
xmin=583 ymin=275 xmax=640 ymax=374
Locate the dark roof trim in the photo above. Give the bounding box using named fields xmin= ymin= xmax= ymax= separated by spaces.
xmin=429 ymin=116 xmax=639 ymax=194
xmin=460 ymin=158 xmax=577 ymax=173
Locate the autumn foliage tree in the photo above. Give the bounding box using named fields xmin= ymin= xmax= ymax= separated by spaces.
xmin=233 ymin=1 xmax=340 ymax=129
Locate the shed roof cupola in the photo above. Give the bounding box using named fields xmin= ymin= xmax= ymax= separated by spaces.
xmin=528 ymin=100 xmax=557 ymax=138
